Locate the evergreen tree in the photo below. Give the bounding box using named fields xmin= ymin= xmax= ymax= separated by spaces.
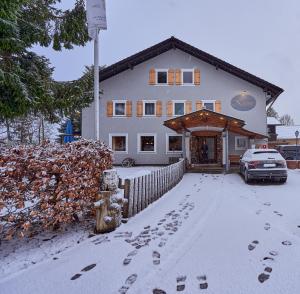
xmin=0 ymin=0 xmax=93 ymax=142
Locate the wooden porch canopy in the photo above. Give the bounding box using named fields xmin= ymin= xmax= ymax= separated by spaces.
xmin=163 ymin=109 xmax=267 ymax=139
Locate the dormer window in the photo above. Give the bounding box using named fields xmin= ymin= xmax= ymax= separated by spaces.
xmin=156 ymin=69 xmax=168 ymax=85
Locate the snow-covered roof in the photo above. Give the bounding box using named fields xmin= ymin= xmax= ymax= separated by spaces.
xmin=267 ymin=117 xmax=281 ymax=125
xmin=276 ymin=125 xmax=300 ymax=139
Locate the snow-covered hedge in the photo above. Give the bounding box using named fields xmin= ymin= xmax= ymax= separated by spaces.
xmin=0 ymin=140 xmax=113 ymax=239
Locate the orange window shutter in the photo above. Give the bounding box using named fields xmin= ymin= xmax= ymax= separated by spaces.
xmin=175 ymin=69 xmax=182 ymax=85
xmin=215 ymin=100 xmax=222 ymax=113
xmin=126 ymin=101 xmax=132 ymax=117
xmin=156 ymin=100 xmax=162 ymax=117
xmin=107 ymin=101 xmax=113 ymax=117
xmin=196 ymin=100 xmax=203 ymax=111
xmin=186 ymin=101 xmax=192 ymax=114
xmin=136 ymin=100 xmax=143 ymax=117
xmin=168 ymin=69 xmax=175 ymax=85
xmin=149 ymin=68 xmax=156 ymax=85
xmin=194 ymin=69 xmax=201 ymax=85
xmin=167 ymin=101 xmax=173 ymax=117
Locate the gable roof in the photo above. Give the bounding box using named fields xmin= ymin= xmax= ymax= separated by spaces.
xmin=99 ymin=36 xmax=284 ymax=104
xmin=163 ymin=109 xmax=267 ymax=139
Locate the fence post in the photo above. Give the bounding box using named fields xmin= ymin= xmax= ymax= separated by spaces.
xmin=123 ymin=179 xmax=130 ymax=218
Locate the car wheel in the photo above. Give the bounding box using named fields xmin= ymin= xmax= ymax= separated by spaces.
xmin=244 ymin=169 xmax=251 ymax=184
xmin=279 ymin=178 xmax=287 ymax=184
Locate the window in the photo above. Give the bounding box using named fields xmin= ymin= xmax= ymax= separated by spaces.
xmin=182 ymin=69 xmax=194 ymax=85
xmin=235 ymin=136 xmax=248 ymax=150
xmin=138 ymin=133 xmax=156 ymax=153
xmin=109 ymin=134 xmax=128 ymax=153
xmin=167 ymin=134 xmax=183 ymax=153
xmin=156 ymin=70 xmax=168 ymax=84
xmin=143 ymin=101 xmax=156 ymax=116
xmin=113 ymin=101 xmax=126 ymax=116
xmin=202 ymin=100 xmax=215 ymax=111
xmin=173 ymin=101 xmax=185 ymax=116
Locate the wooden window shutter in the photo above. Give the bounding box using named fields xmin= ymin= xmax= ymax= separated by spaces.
xmin=215 ymin=100 xmax=222 ymax=113
xmin=175 ymin=69 xmax=182 ymax=85
xmin=126 ymin=101 xmax=132 ymax=117
xmin=149 ymin=68 xmax=156 ymax=85
xmin=136 ymin=100 xmax=143 ymax=117
xmin=107 ymin=101 xmax=113 ymax=117
xmin=168 ymin=69 xmax=175 ymax=85
xmin=196 ymin=100 xmax=203 ymax=111
xmin=167 ymin=101 xmax=173 ymax=117
xmin=194 ymin=68 xmax=201 ymax=85
xmin=186 ymin=101 xmax=192 ymax=114
xmin=156 ymin=100 xmax=162 ymax=117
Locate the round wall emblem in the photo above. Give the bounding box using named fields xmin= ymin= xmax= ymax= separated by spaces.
xmin=231 ymin=94 xmax=256 ymax=111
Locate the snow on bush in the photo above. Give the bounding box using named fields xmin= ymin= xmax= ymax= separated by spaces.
xmin=0 ymin=140 xmax=113 ymax=240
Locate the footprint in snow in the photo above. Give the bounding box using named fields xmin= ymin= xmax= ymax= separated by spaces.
xmin=282 ymin=240 xmax=292 ymax=246
xmin=248 ymin=240 xmax=259 ymax=251
xmin=153 ymin=251 xmax=161 ymax=265
xmin=273 ymin=211 xmax=283 ymax=217
xmin=118 ymin=274 xmax=138 ymax=294
xmin=114 ymin=232 xmax=133 ymax=239
xmin=258 ymin=267 xmax=272 ymax=283
xmin=153 ymin=289 xmax=166 ymax=294
xmin=176 ymin=275 xmax=187 ymax=291
xmin=197 ymin=275 xmax=208 ymax=290
xmin=264 ymin=223 xmax=271 ymax=231
xmin=256 ymin=210 xmax=262 ymax=215
xmin=158 ymin=238 xmax=168 ymax=248
xmin=70 ymin=264 xmax=96 ymax=280
xmin=263 ymin=202 xmax=271 ymax=206
xmin=92 ymin=236 xmax=110 ymax=245
xmin=123 ymin=250 xmax=138 ymax=266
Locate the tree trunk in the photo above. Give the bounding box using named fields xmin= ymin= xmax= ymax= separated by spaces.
xmin=5 ymin=119 xmax=11 ymax=142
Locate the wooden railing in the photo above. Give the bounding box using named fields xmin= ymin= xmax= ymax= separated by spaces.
xmin=123 ymin=159 xmax=185 ymax=218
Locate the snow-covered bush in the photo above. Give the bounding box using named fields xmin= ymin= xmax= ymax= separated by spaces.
xmin=0 ymin=140 xmax=113 ymax=240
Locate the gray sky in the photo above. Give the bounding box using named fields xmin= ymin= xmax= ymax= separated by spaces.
xmin=34 ymin=0 xmax=300 ymax=123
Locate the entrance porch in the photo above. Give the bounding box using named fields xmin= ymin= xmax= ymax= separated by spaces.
xmin=164 ymin=109 xmax=267 ymax=172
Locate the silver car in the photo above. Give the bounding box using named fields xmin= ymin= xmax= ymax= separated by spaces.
xmin=240 ymin=149 xmax=287 ymax=183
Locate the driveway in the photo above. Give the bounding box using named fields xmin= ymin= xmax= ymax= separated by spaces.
xmin=1 ymin=171 xmax=300 ymax=294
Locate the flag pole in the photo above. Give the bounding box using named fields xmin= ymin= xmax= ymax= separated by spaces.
xmin=94 ymin=30 xmax=100 ymax=141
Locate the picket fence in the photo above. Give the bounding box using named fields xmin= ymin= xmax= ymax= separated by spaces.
xmin=123 ymin=159 xmax=185 ymax=218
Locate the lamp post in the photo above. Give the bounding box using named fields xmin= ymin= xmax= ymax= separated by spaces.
xmin=86 ymin=0 xmax=107 ymax=141
xmin=295 ymin=130 xmax=299 ymax=160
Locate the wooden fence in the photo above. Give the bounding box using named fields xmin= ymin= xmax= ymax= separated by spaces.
xmin=123 ymin=159 xmax=185 ymax=218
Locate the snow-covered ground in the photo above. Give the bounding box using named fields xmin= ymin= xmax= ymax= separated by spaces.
xmin=1 ymin=170 xmax=300 ymax=294
xmin=115 ymin=166 xmax=160 ymax=180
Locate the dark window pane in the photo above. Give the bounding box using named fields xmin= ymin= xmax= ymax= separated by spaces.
xmin=169 ymin=136 xmax=182 ymax=151
xmin=140 ymin=136 xmax=155 ymax=151
xmin=112 ymin=136 xmax=126 ymax=152
xmin=204 ymin=102 xmax=214 ymax=111
xmin=115 ymin=103 xmax=125 ymax=115
xmin=174 ymin=103 xmax=184 ymax=115
xmin=145 ymin=103 xmax=155 ymax=115
xmin=157 ymin=71 xmax=167 ymax=84
xmin=183 ymin=71 xmax=193 ymax=84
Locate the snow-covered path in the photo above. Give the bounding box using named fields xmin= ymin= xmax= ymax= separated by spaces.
xmin=1 ymin=171 xmax=300 ymax=294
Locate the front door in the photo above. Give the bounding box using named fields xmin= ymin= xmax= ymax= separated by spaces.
xmin=191 ymin=136 xmax=217 ymax=164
